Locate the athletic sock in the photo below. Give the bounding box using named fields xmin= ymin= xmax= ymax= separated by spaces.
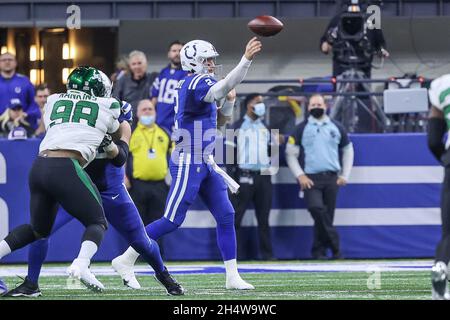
xmin=0 ymin=240 xmax=11 ymax=259
xmin=27 ymin=239 xmax=49 ymax=284
xmin=224 ymin=259 xmax=240 ymax=279
xmin=77 ymin=240 xmax=98 ymax=261
xmin=121 ymin=246 xmax=140 ymax=265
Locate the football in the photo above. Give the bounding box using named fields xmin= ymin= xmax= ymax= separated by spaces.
xmin=247 ymin=15 xmax=284 ymax=37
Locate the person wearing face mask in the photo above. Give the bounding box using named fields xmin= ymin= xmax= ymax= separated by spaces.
xmin=227 ymin=93 xmax=275 ymax=261
xmin=126 ymin=99 xmax=171 ymax=227
xmin=285 ymin=94 xmax=354 ymax=260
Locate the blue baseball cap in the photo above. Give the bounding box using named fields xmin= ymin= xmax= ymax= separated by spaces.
xmin=8 ymin=98 xmax=22 ymax=110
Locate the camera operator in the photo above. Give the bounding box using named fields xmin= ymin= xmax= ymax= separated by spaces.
xmin=320 ymin=0 xmax=389 ymax=78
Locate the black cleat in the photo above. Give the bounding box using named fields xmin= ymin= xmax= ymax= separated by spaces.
xmin=2 ymin=277 xmax=42 ymax=298
xmin=154 ymin=267 xmax=185 ymax=296
xmin=432 ymin=262 xmax=450 ymax=300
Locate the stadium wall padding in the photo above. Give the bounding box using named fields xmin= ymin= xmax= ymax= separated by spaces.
xmin=0 ymin=134 xmax=443 ymax=262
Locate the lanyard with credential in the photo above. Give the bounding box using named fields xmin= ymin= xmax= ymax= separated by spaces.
xmin=142 ymin=127 xmax=158 ymax=158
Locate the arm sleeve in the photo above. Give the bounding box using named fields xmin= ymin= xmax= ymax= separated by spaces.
xmin=320 ymin=14 xmax=339 ymax=46
xmin=110 ymin=140 xmax=129 ymax=167
xmin=219 ymin=99 xmax=236 ymax=117
xmin=285 ymin=142 xmax=305 ymax=178
xmin=372 ymin=29 xmax=387 ymax=51
xmin=204 ymin=55 xmax=252 ymax=103
xmin=340 ymin=143 xmax=354 ymax=181
xmin=150 ymin=76 xmax=160 ymax=99
xmin=338 ymin=124 xmax=351 ymax=149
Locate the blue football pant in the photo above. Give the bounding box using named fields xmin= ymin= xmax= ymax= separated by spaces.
xmin=145 ymin=153 xmax=237 ymax=261
xmin=27 ymin=183 xmax=164 ymax=284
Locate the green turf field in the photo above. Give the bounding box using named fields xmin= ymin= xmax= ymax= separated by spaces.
xmin=0 ymin=260 xmax=433 ymax=300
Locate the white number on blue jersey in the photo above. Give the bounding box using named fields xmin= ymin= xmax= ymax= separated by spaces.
xmin=158 ymin=79 xmax=179 ymax=104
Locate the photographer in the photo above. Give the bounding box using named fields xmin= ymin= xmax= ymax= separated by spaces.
xmin=320 ymin=0 xmax=389 ymax=78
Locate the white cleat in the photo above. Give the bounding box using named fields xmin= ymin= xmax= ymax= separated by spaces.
xmin=67 ymin=258 xmax=105 ymax=293
xmin=112 ymin=255 xmax=141 ymax=290
xmin=226 ymin=276 xmax=255 ymax=290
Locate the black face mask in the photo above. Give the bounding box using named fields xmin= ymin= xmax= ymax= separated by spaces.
xmin=309 ymin=108 xmax=325 ymax=119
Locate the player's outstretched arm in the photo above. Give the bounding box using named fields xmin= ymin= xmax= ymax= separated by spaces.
xmin=204 ymin=37 xmax=262 ymax=103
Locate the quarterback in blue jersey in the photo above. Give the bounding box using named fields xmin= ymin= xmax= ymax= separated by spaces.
xmin=151 ymin=41 xmax=189 ymax=135
xmin=114 ymin=37 xmax=262 ymax=290
xmin=2 ymin=100 xmax=184 ymax=297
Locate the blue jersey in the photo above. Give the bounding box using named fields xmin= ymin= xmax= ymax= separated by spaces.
xmin=151 ymin=65 xmax=188 ymax=133
xmin=173 ymin=74 xmax=218 ymax=155
xmin=85 ymin=158 xmax=124 ymax=192
xmin=0 ymin=73 xmax=40 ymax=128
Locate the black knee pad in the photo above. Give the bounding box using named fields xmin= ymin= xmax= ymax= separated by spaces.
xmin=82 ymin=224 xmax=106 ymax=247
xmin=4 ymin=224 xmax=39 ymax=251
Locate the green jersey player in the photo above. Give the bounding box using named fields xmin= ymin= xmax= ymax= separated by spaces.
xmin=0 ymin=66 xmax=120 ymax=293
xmin=428 ymin=74 xmax=450 ymax=300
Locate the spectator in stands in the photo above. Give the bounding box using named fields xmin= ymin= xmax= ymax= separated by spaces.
xmin=227 ymin=93 xmax=275 ymax=261
xmin=150 ymin=41 xmax=188 ymax=135
xmin=0 ymin=98 xmax=34 ymax=138
xmin=34 ymin=83 xmax=50 ymax=137
xmin=126 ymin=99 xmax=171 ymax=226
xmin=110 ymin=56 xmax=129 ymax=83
xmin=285 ymin=94 xmax=354 ymax=260
xmin=0 ymin=52 xmax=40 ymax=129
xmin=113 ymin=50 xmax=158 ymax=126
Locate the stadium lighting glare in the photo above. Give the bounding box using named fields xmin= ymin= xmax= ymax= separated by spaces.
xmin=62 ymin=68 xmax=70 ymax=84
xmin=30 ymin=45 xmax=37 ymax=62
xmin=63 ymin=43 xmax=70 ymax=60
xmin=40 ymin=69 xmax=45 ymax=83
xmin=70 ymin=45 xmax=76 ymax=59
xmin=0 ymin=46 xmax=7 ymax=54
xmin=40 ymin=46 xmax=44 ymax=61
xmin=30 ymin=69 xmax=38 ymax=85
xmin=48 ymin=28 xmax=65 ymax=33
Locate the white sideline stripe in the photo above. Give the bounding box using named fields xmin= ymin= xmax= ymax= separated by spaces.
xmin=179 ymin=208 xmax=441 ymax=228
xmin=272 ymin=166 xmax=444 ymax=184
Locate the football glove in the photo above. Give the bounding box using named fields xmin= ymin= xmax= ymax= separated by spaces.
xmin=99 ymin=134 xmax=116 ymax=153
xmin=119 ymin=100 xmax=133 ymax=123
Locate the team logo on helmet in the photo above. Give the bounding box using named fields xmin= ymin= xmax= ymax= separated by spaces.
xmin=184 ymin=44 xmax=197 ymax=59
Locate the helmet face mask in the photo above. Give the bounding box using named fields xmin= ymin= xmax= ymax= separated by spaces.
xmin=181 ymin=40 xmax=220 ymax=76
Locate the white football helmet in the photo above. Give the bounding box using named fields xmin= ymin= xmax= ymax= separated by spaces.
xmin=181 ymin=40 xmax=219 ymax=75
xmin=99 ymin=70 xmax=113 ymax=98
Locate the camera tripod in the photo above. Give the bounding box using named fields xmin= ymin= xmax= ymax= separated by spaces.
xmin=330 ymin=68 xmax=389 ymax=133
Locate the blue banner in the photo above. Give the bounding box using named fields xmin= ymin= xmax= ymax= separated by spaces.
xmin=0 ymin=134 xmax=443 ymax=262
